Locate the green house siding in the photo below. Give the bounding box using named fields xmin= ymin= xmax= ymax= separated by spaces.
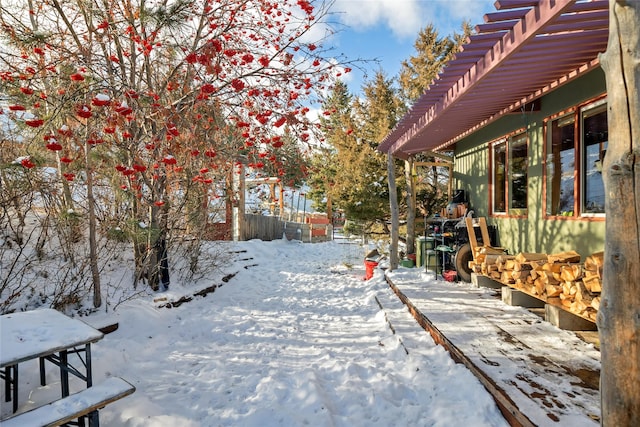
xmin=452 ymin=68 xmax=606 ymax=259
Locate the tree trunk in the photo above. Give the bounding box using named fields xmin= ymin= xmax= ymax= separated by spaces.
xmin=597 ymin=1 xmax=640 ymax=425
xmin=85 ymin=141 xmax=102 ymax=308
xmin=148 ymin=173 xmax=170 ymax=291
xmin=405 ymin=158 xmax=416 ymax=255
xmin=387 ymin=154 xmax=399 ymax=270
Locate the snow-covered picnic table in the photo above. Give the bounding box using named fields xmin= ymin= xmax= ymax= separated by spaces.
xmin=0 ymin=308 xmax=105 ymax=421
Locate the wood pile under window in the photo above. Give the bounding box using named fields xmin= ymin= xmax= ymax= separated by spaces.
xmin=469 ymin=250 xmax=603 ymax=322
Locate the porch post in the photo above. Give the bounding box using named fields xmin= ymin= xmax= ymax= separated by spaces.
xmin=387 ymin=153 xmax=399 ymax=270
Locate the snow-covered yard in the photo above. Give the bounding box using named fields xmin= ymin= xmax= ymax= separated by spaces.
xmin=2 ymin=237 xmax=509 ymax=426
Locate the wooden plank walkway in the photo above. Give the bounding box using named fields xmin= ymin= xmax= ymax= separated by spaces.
xmin=385 ymin=273 xmax=600 ymax=427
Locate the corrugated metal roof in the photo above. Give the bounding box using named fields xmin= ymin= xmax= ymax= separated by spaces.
xmin=378 ymin=0 xmax=609 ymax=159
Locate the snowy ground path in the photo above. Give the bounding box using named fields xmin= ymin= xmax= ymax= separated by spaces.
xmin=2 ymin=239 xmax=508 ymax=426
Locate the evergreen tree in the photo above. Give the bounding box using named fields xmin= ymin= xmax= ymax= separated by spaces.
xmin=311 ymin=72 xmax=404 ymax=235
xmin=397 ymin=23 xmax=472 ymax=230
xmin=399 ymin=23 xmax=472 ymax=103
xmin=308 ymin=81 xmax=356 ymax=218
xmin=359 ymin=71 xmax=405 ymax=143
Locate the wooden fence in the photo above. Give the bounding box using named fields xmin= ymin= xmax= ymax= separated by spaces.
xmin=242 ymin=214 xmax=332 ymax=242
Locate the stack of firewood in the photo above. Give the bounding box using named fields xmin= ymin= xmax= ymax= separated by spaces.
xmin=469 ymin=249 xmax=603 ymax=322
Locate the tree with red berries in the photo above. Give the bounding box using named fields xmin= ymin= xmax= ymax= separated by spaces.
xmin=0 ymin=0 xmax=353 ymax=306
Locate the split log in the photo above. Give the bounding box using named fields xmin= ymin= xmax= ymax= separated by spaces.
xmin=484 ymin=254 xmax=502 ymax=265
xmin=559 ymin=293 xmax=574 ymax=307
xmin=543 ymin=262 xmax=569 ymax=274
xmin=546 ymin=284 xmax=562 ymax=297
xmin=575 ymin=282 xmax=593 ymax=304
xmin=561 ymin=264 xmax=583 ymax=282
xmin=500 ymin=271 xmax=515 ymax=284
xmin=584 ymin=251 xmax=604 ymax=271
xmin=513 ymin=261 xmax=534 ymax=272
xmin=511 ymin=270 xmax=530 ymax=282
xmin=538 ymin=271 xmax=560 ymax=286
xmin=583 ymin=273 xmax=602 ymax=293
xmin=515 ymin=252 xmax=548 ymax=263
xmin=571 ymin=299 xmax=589 ymax=313
xmin=547 ymin=250 xmax=581 ymax=263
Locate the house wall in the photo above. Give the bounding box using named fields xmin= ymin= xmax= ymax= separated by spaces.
xmin=452 ymin=67 xmax=607 ymax=259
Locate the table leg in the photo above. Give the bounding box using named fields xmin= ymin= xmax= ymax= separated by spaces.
xmin=2 ymin=365 xmax=19 ymax=413
xmin=60 ymin=350 xmax=69 ymax=397
xmin=40 ymin=356 xmax=46 ymax=386
xmin=4 ymin=365 xmax=18 ymax=413
xmin=89 ymin=411 xmax=99 ymax=426
xmin=13 ymin=366 xmax=17 ymax=413
xmin=86 ymin=343 xmax=93 ymax=387
xmin=86 ymin=343 xmax=100 ymax=426
xmin=3 ymin=367 xmax=9 ymax=403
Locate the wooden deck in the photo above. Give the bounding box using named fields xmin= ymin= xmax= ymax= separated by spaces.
xmin=385 ymin=273 xmax=601 ymax=427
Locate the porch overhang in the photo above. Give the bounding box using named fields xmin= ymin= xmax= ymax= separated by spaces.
xmin=378 ymin=0 xmax=610 ymax=160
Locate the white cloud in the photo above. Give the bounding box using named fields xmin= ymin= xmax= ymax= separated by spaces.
xmin=333 ymin=0 xmax=424 ymax=39
xmin=333 ymin=0 xmax=495 ymax=39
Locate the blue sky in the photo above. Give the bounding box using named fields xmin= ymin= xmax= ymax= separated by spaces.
xmin=325 ymin=0 xmax=496 ymax=95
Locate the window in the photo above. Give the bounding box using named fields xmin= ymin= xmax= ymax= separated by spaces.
xmin=492 ymin=141 xmax=506 ymax=213
xmin=545 ymin=98 xmax=607 ymax=218
xmin=491 ymin=132 xmax=527 ymax=215
xmin=546 ymin=114 xmax=576 ymax=216
xmin=581 ymin=102 xmax=607 ymax=214
xmin=509 ymin=133 xmax=528 ymax=211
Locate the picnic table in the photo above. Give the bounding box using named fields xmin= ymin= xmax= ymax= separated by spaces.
xmin=1 ymin=308 xmax=106 ymax=424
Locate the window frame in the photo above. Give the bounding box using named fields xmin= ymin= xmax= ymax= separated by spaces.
xmin=543 ymin=109 xmax=578 ymax=218
xmin=489 ymin=129 xmax=528 ymax=218
xmin=542 ymin=95 xmax=607 ymax=221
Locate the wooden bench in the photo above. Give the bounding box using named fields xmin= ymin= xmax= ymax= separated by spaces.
xmin=1 ymin=376 xmax=135 ymax=427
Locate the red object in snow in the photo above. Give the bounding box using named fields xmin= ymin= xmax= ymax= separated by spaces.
xmin=442 ymin=270 xmax=457 ymax=282
xmin=364 ymin=260 xmax=379 ymax=280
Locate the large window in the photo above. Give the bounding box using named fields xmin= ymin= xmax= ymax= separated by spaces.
xmin=545 ymin=98 xmax=607 ymax=217
xmin=491 ymin=132 xmax=528 ymax=216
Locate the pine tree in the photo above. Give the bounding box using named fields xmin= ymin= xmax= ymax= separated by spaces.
xmin=396 ymin=23 xmax=472 ymax=242
xmin=309 ymin=81 xmax=357 ymax=221
xmin=398 ymin=23 xmax=471 ymax=103
xmin=311 ymin=72 xmax=403 ymax=235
